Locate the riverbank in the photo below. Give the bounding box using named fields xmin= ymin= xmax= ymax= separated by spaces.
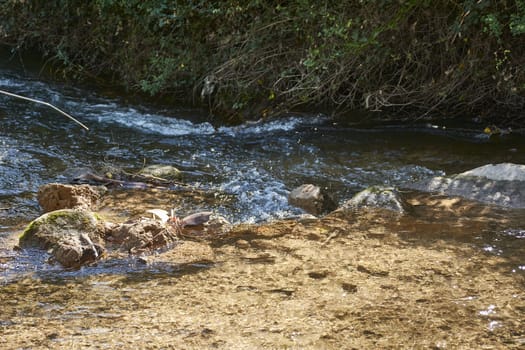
xmin=1 ymin=2 xmax=525 ymax=125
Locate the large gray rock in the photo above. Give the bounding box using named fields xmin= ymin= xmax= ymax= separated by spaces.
xmin=410 ymin=163 xmax=525 ymax=208
xmin=341 ymin=186 xmax=407 ymax=213
xmin=459 ymin=163 xmax=525 ymax=181
xmin=19 ymin=209 xmax=105 ymax=267
xmin=288 ymin=184 xmax=337 ymax=215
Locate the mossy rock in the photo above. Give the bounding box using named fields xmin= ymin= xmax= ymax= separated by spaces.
xmin=19 ymin=208 xmax=104 ymax=249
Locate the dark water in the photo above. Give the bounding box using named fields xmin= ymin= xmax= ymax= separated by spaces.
xmin=1 ymin=62 xmax=525 ymax=281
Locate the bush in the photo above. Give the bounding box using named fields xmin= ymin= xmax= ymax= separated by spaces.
xmin=1 ymin=0 xmax=524 ymax=125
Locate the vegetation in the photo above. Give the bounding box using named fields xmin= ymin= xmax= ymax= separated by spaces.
xmin=1 ymin=1 xmax=525 ymax=125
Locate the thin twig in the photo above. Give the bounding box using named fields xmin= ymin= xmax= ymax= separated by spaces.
xmin=0 ymin=89 xmax=89 ymax=131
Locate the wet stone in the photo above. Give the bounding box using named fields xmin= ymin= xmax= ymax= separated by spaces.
xmin=38 ymin=183 xmax=105 ymax=213
xmin=288 ymin=184 xmax=337 ymax=216
xmin=341 ymin=186 xmax=407 ymax=213
xmin=459 ymin=162 xmax=525 ymax=181
xmin=139 ymin=164 xmax=182 ymax=180
xmin=18 ymin=208 xmax=106 ymax=268
xmin=105 ymin=218 xmax=178 ymax=252
xmin=52 ymin=235 xmax=104 ymax=268
xmin=410 ymin=162 xmax=525 ymax=208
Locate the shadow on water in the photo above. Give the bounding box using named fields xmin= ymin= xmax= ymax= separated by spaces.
xmin=1 ymin=246 xmax=215 ymax=286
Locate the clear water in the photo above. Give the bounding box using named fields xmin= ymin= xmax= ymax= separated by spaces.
xmin=1 ymin=61 xmax=525 ymax=280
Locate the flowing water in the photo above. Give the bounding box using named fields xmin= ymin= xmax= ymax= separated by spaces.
xmin=1 ymin=59 xmax=525 ymax=348
xmin=1 ymin=63 xmax=525 ymax=274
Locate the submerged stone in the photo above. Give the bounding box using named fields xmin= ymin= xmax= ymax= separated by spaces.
xmin=149 ymin=241 xmax=215 ymax=265
xmin=288 ymin=184 xmax=337 ymax=216
xmin=139 ymin=164 xmax=182 ymax=180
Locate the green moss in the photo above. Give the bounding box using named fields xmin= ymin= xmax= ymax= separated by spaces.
xmin=19 ymin=220 xmax=38 ymax=242
xmin=19 ymin=209 xmax=99 ymax=248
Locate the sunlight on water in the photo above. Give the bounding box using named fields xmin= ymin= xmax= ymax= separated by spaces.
xmin=1 ymin=68 xmax=525 ymax=258
xmin=2 ymin=49 xmax=525 ymax=350
xmin=219 ymin=166 xmax=301 ymax=223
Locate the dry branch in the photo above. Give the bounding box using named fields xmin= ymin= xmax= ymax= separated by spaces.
xmin=0 ymin=89 xmax=89 ymax=130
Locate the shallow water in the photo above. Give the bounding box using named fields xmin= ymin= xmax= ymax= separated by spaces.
xmin=1 ymin=62 xmax=525 ymax=276
xmin=2 ymin=57 xmax=525 ymax=349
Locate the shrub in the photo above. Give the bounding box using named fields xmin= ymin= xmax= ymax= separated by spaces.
xmin=1 ymin=0 xmax=524 ymax=125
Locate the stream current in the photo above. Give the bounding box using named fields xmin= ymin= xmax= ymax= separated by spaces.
xmin=1 ymin=65 xmax=525 ymax=281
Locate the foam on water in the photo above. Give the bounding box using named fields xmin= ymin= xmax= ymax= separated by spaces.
xmin=0 ymin=77 xmax=25 ymax=88
xmin=219 ymin=165 xmax=301 ymax=223
xmin=91 ymin=109 xmax=216 ymax=136
xmin=1 ymin=71 xmax=327 ymax=140
xmin=85 ymin=107 xmax=327 ymax=137
xmin=217 ymin=114 xmax=329 ymax=136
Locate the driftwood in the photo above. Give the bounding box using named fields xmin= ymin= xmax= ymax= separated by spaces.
xmin=71 ymin=171 xmax=191 ymax=190
xmin=72 ymin=172 xmax=162 ymax=189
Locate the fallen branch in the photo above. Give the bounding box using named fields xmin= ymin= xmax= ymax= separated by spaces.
xmin=0 ymin=89 xmax=89 ymax=131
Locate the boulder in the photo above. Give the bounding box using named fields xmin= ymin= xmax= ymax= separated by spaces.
xmin=38 ymin=183 xmax=105 ymax=213
xmin=19 ymin=209 xmax=106 ymax=267
xmin=341 ymin=186 xmax=407 ymax=213
xmin=410 ymin=163 xmax=525 ymax=208
xmin=288 ymin=184 xmax=337 ymax=215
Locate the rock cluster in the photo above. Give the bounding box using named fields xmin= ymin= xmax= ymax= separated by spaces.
xmin=106 ymin=218 xmax=178 ymax=252
xmin=20 ymin=180 xmax=223 ymax=268
xmin=288 ymin=163 xmax=525 ymax=218
xmin=19 ymin=162 xmax=525 ymax=268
